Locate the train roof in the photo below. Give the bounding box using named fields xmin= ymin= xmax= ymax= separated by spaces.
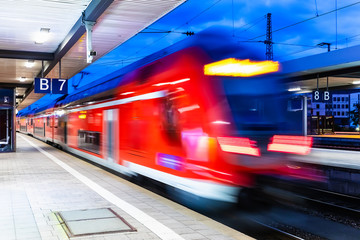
xmin=18 ymin=27 xmax=263 ymax=116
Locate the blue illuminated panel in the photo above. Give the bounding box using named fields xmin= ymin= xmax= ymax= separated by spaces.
xmin=34 ymin=78 xmax=51 ymax=93
xmin=156 ymin=153 xmax=184 ymax=171
xmin=52 ymin=78 xmax=68 ymax=94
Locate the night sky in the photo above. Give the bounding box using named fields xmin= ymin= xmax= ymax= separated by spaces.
xmin=25 ymin=0 xmax=360 ymax=109
xmin=77 ymin=0 xmax=360 ymax=88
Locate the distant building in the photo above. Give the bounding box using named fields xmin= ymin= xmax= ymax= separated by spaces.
xmin=308 ymin=93 xmax=351 ymax=128
xmin=349 ymin=92 xmax=360 ymax=127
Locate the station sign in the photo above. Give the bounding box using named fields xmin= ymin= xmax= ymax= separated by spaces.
xmin=34 ymin=78 xmax=68 ymax=94
xmin=312 ymin=90 xmax=332 ymax=102
xmin=0 ymin=89 xmax=14 ymax=105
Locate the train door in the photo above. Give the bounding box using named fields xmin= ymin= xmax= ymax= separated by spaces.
xmin=104 ymin=109 xmax=119 ymax=164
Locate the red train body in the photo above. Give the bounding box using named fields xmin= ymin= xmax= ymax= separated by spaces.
xmin=17 ymin=39 xmax=315 ymax=205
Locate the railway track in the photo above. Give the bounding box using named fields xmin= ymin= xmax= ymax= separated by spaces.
xmin=247 ymin=219 xmax=306 ymax=240
xmin=260 ymin=178 xmax=360 ymax=214
xmin=295 ymin=187 xmax=360 ymax=218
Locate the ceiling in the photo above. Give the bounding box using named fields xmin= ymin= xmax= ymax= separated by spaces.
xmin=0 ymin=0 xmax=185 ymax=111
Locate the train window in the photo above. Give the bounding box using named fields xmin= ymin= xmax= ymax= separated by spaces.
xmin=47 ymin=117 xmax=50 ymax=127
xmin=31 ymin=119 xmax=33 ymax=125
xmin=160 ymin=96 xmax=181 ymax=143
xmin=78 ymin=130 xmax=101 ymax=155
xmin=227 ymin=94 xmax=286 ymax=132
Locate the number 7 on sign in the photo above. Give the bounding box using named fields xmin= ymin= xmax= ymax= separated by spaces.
xmin=59 ymin=79 xmax=66 ymax=91
xmin=52 ymin=78 xmax=68 ymax=94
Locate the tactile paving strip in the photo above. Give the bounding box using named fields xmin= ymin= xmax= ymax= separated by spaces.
xmin=55 ymin=208 xmax=136 ymax=237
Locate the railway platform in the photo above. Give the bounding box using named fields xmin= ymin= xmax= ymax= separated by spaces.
xmin=0 ymin=133 xmax=252 ymax=240
xmin=310 ymin=133 xmax=360 ymax=151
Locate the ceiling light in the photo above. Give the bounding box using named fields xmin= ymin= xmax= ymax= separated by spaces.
xmin=25 ymin=60 xmax=35 ymax=68
xmin=288 ymin=87 xmax=301 ymax=92
xmin=352 ymin=80 xmax=360 ymax=85
xmin=34 ymin=28 xmax=50 ymax=44
xmin=297 ymin=90 xmax=312 ymax=94
xmin=19 ymin=77 xmax=26 ymax=82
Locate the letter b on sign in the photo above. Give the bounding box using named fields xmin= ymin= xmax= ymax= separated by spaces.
xmin=34 ymin=78 xmax=51 ymax=93
xmin=324 ymin=91 xmax=330 ymax=101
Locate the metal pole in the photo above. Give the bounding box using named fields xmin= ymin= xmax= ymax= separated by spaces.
xmin=335 ymin=0 xmax=338 ymax=49
xmin=265 ymin=13 xmax=273 ymax=60
xmin=59 ymin=59 xmax=61 ymax=79
xmin=303 ymin=96 xmax=308 ymax=136
xmin=317 ymin=74 xmax=319 ymax=90
xmin=326 ymin=76 xmax=329 ymax=91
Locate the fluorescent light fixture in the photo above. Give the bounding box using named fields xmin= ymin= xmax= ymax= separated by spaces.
xmin=352 ymin=80 xmax=360 ymax=85
xmin=288 ymin=87 xmax=301 ymax=92
xmin=178 ymin=104 xmax=200 ymax=113
xmin=35 ymin=28 xmax=50 ymax=44
xmin=25 ymin=60 xmax=35 ymax=68
xmin=204 ymin=58 xmax=279 ymax=77
xmin=212 ymin=120 xmax=231 ymax=125
xmin=19 ymin=77 xmax=26 ymax=82
xmin=297 ymin=90 xmax=312 ymax=94
xmin=120 ymin=92 xmax=135 ymax=95
xmin=153 ymin=78 xmax=190 ymax=87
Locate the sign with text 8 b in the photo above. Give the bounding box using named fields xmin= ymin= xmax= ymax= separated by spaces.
xmin=312 ymin=90 xmax=331 ymax=102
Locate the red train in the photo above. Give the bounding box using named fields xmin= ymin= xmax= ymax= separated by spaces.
xmin=17 ymin=33 xmax=315 ymax=206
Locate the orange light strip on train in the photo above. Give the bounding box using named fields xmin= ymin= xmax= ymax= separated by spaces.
xmin=204 ymin=58 xmax=279 ymax=77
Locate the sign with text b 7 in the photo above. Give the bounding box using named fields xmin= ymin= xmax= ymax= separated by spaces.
xmin=34 ymin=78 xmax=68 ymax=94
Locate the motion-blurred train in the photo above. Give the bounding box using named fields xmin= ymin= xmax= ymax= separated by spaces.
xmin=17 ymin=30 xmax=315 ymax=206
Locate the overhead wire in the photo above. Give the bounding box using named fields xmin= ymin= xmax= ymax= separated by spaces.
xmin=315 ymin=0 xmax=319 ymax=16
xmin=235 ymin=15 xmax=266 ymax=35
xmin=276 ymin=47 xmax=320 ymax=61
xmin=98 ymin=0 xmax=360 ymax=66
xmin=239 ymin=40 xmax=316 ymax=48
xmin=94 ymin=0 xmax=225 ymax=67
xmin=121 ymin=0 xmax=224 ymax=63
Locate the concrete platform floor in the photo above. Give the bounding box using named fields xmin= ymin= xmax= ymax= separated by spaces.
xmin=0 ymin=133 xmax=252 ymax=240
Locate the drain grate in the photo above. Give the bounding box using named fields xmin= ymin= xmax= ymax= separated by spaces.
xmin=55 ymin=208 xmax=136 ymax=237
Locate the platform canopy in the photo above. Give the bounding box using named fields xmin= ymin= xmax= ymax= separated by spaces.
xmin=0 ymin=0 xmax=185 ymax=110
xmin=282 ymin=44 xmax=360 ymax=93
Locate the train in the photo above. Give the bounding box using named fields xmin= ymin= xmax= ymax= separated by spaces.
xmin=17 ymin=30 xmax=316 ymax=208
